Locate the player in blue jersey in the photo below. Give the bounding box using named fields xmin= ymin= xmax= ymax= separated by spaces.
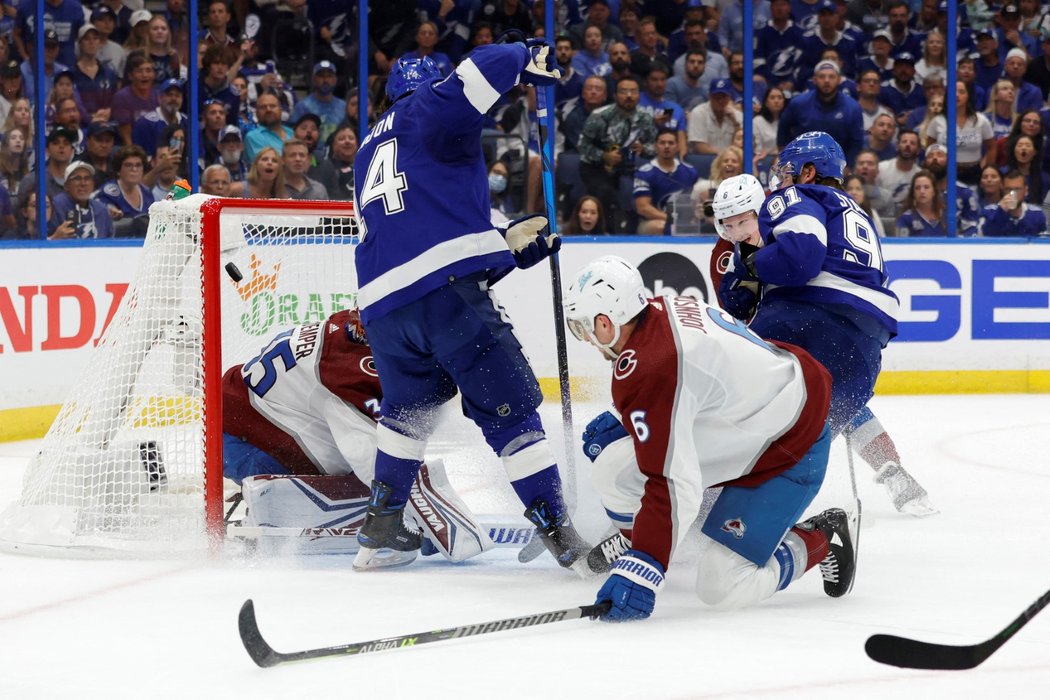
xmin=715 ymin=132 xmax=937 ymax=516
xmin=351 ymin=44 xmax=594 ymax=573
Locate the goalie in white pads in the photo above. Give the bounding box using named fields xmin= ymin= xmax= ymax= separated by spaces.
xmin=564 ymin=256 xmax=859 ymax=622
xmin=222 ymin=308 xmax=492 ymax=562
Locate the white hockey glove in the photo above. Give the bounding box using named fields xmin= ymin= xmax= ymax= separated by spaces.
xmin=522 ymin=43 xmax=561 ymax=87
xmin=502 ymin=214 xmax=561 ymax=269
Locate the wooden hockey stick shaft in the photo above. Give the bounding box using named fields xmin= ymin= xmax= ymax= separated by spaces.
xmin=239 ymin=598 xmax=611 ymax=667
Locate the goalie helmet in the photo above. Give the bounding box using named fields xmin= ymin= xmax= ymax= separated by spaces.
xmin=386 ymin=56 xmax=442 ymax=102
xmin=564 ymin=256 xmax=648 ymax=358
xmin=712 ymin=174 xmax=765 ymax=241
xmin=771 ymin=131 xmax=847 ymax=188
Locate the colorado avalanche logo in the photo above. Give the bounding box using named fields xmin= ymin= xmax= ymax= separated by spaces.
xmin=613 ymin=350 xmax=638 ymax=380
xmin=360 ymin=356 xmax=378 ymax=377
xmin=716 ymin=249 xmax=732 ymax=274
xmin=721 ymin=518 xmax=746 ymax=539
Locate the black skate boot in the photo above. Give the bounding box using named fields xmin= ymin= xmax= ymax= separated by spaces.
xmin=352 ymin=481 xmax=422 ymax=571
xmin=796 ymin=508 xmax=856 ymax=598
xmin=585 ymin=530 xmax=632 ymax=574
xmin=524 ymin=499 xmax=594 ymax=577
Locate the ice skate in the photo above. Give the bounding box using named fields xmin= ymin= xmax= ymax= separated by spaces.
xmin=524 ymin=499 xmax=594 ymax=578
xmin=353 ymin=481 xmax=422 ymax=571
xmin=874 ymin=462 xmax=938 ymax=517
xmin=585 ymin=530 xmax=631 ymax=574
xmin=797 ymin=508 xmax=856 ymax=598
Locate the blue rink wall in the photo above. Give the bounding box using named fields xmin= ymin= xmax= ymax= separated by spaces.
xmin=2 ymin=236 xmax=1050 ymax=441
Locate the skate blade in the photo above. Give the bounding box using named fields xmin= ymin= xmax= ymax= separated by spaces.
xmin=352 ymin=546 xmax=418 ymax=571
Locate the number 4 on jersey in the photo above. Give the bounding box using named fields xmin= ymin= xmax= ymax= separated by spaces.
xmin=359 ymin=139 xmax=408 ymax=215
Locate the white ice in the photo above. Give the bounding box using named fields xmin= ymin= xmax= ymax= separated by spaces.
xmin=2 ymin=395 xmax=1049 ymax=699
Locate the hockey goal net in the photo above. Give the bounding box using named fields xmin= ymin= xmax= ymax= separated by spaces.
xmin=0 ymin=195 xmax=360 ymax=556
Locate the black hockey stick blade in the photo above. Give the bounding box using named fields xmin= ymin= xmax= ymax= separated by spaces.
xmin=865 ymin=587 xmax=1050 ymax=670
xmin=239 ymin=598 xmax=612 ymax=668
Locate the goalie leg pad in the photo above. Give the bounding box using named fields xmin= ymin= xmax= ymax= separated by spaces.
xmin=407 ymin=460 xmax=493 ymax=562
xmin=242 ymin=474 xmax=371 ymax=555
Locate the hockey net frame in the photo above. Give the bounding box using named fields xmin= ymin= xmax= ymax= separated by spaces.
xmin=0 ymin=195 xmax=360 ymax=556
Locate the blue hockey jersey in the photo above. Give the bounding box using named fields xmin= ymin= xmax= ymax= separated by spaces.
xmin=754 ymin=184 xmax=899 ymax=336
xmin=353 ymin=44 xmax=531 ymax=322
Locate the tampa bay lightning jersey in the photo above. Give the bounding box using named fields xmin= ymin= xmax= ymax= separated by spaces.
xmin=754 ymin=184 xmax=899 ymax=336
xmin=353 ymin=44 xmax=531 ymax=322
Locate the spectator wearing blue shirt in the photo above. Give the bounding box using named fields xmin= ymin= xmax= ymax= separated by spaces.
xmin=638 ymin=63 xmax=687 ymax=157
xmin=719 ymin=0 xmax=772 ymax=55
xmin=21 ymin=30 xmax=68 ymax=106
xmin=15 ymin=0 xmax=84 ymax=67
xmin=244 ymin=91 xmax=293 ymax=161
xmin=50 ymin=161 xmax=113 ymax=239
xmin=996 ymin=3 xmax=1038 ymax=63
xmin=974 ymin=30 xmax=1004 ymax=93
xmin=866 ymin=113 xmax=898 ymax=161
xmin=982 ymin=169 xmax=1048 ymax=236
xmin=665 ymin=49 xmax=708 ymax=112
xmin=778 ymin=60 xmax=865 ymax=165
xmin=879 ymin=53 xmax=925 ymax=128
xmin=96 ymin=144 xmax=154 ymax=237
xmin=70 ymin=24 xmax=119 ymax=121
xmin=895 ymin=169 xmax=947 ymax=237
xmin=553 ymin=35 xmax=585 ymax=106
xmin=571 ymin=24 xmax=611 ymax=77
xmin=754 ymin=0 xmax=804 ymax=92
xmin=290 ymin=61 xmax=346 ymax=148
xmin=401 ymin=22 xmax=454 ymax=77
xmin=199 ymin=45 xmax=240 ymax=126
xmin=857 ymin=30 xmax=896 ymax=84
xmin=1003 ymin=48 xmax=1044 ymax=113
xmin=924 ymin=144 xmax=981 ymax=237
xmin=884 ymin=1 xmax=924 ymax=60
xmin=796 ymin=0 xmax=858 ymax=87
xmin=632 ymin=129 xmax=699 ymax=235
xmin=132 ymin=78 xmax=187 ymax=157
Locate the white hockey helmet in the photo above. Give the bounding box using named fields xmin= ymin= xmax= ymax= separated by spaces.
xmin=564 ymin=256 xmax=648 ymax=358
xmin=711 ymin=174 xmax=765 ymax=241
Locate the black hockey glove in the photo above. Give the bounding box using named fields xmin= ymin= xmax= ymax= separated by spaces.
xmin=734 ymin=241 xmax=761 ymax=281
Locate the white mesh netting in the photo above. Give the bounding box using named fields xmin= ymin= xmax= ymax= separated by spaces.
xmin=0 ymin=194 xmax=359 ymax=556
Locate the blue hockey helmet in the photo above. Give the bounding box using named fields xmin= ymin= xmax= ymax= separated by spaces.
xmin=772 ymin=131 xmax=847 ymax=188
xmin=386 ymin=56 xmax=442 ymax=102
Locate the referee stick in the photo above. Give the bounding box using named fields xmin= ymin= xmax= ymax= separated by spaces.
xmin=536 ymin=82 xmax=577 ymax=513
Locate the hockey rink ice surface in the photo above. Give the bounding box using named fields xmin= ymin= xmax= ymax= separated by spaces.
xmin=1 ymin=394 xmax=1049 ymax=699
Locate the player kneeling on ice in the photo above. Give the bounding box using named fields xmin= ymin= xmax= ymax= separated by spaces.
xmin=564 ymin=256 xmax=859 ymax=622
xmin=222 ymin=308 xmax=492 ymax=563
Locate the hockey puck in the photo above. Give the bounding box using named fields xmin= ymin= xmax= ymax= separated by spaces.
xmin=225 ymin=261 xmax=244 ymax=282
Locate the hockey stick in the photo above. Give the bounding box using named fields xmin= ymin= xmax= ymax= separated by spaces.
xmin=239 ymin=598 xmax=611 ymax=668
xmin=865 ymin=587 xmax=1050 ymax=670
xmin=535 ymin=84 xmax=577 ymax=513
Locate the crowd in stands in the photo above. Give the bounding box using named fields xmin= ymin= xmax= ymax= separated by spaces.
xmin=4 ymin=0 xmax=1050 ymax=240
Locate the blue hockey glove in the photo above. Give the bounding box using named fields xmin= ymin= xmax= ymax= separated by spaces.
xmin=718 ymin=269 xmax=759 ymax=320
xmin=503 ymin=214 xmax=561 ymax=269
xmin=594 ymin=549 xmax=665 ymax=622
xmin=521 ymin=43 xmax=561 ymax=87
xmin=582 ymin=411 xmax=629 ymax=463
